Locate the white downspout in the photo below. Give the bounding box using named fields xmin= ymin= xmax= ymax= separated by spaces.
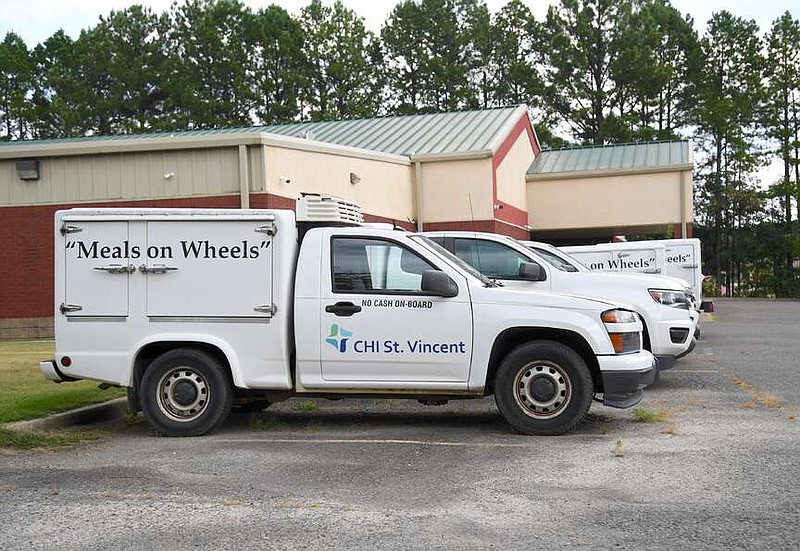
xmin=415 ymin=160 xmax=423 ymax=232
xmin=238 ymin=144 xmax=250 ymax=209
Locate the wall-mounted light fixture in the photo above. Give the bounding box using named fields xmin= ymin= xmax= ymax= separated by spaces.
xmin=349 ymin=172 xmax=361 ymax=185
xmin=16 ymin=159 xmax=40 ymax=181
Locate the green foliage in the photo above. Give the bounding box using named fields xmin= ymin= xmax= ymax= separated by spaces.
xmin=0 ymin=32 xmax=35 ymax=140
xmin=300 ymin=0 xmax=381 ymax=121
xmin=381 ymin=0 xmax=486 ymax=113
xmin=632 ymin=406 xmax=669 ymax=423
xmin=483 ymin=0 xmax=542 ymax=108
xmin=539 ymin=0 xmax=631 ymax=144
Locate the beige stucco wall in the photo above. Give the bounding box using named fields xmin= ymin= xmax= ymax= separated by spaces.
xmin=263 ymin=146 xmax=413 ymax=221
xmin=527 ymin=170 xmax=693 ymax=230
xmin=419 ymin=158 xmax=493 ymax=222
xmin=0 ymin=148 xmax=242 ymax=206
xmin=495 ymin=131 xmax=535 ymax=211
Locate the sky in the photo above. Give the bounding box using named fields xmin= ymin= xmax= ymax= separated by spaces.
xmin=0 ymin=0 xmax=793 ymax=48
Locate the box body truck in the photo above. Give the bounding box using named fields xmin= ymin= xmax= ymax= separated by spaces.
xmin=41 ymin=196 xmax=655 ymax=436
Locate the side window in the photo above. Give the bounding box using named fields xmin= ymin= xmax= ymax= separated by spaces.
xmin=453 ymin=238 xmax=533 ymax=279
xmin=332 ymin=237 xmax=437 ymax=293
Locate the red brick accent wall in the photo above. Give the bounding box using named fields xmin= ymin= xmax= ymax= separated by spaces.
xmin=0 ymin=192 xmax=416 ymax=322
xmin=0 ymin=195 xmax=240 ymax=320
xmin=673 ymin=223 xmax=694 ymax=238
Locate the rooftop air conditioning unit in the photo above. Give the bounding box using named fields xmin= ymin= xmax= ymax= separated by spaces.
xmin=296 ymin=194 xmax=363 ymax=225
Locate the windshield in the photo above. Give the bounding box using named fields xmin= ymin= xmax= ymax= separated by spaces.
xmin=529 ymin=245 xmax=588 ymax=273
xmin=526 ymin=246 xmax=578 ymax=272
xmin=412 ymin=235 xmax=496 ymax=286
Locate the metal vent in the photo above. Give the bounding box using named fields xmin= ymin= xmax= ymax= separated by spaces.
xmin=296 ymin=194 xmax=363 ymax=225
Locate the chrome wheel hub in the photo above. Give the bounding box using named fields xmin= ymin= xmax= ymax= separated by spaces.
xmin=513 ymin=361 xmax=571 ymax=419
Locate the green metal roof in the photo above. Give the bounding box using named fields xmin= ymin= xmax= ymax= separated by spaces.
xmin=0 ymin=106 xmax=527 ymax=159
xmin=528 ymin=140 xmax=692 ymax=176
xmin=259 ymin=106 xmax=524 ymax=156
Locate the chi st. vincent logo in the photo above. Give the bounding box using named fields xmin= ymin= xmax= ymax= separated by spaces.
xmin=326 ymin=324 xmax=353 ymax=353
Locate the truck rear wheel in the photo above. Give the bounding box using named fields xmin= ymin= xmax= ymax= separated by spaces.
xmin=494 ymin=341 xmax=593 ymax=435
xmin=140 ymin=348 xmax=233 ymax=437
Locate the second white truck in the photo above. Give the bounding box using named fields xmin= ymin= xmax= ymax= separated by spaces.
xmin=40 ymin=196 xmax=656 ymax=437
xmin=425 ymin=232 xmax=697 ymax=372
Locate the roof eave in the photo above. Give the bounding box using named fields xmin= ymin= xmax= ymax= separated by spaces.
xmin=409 ymin=149 xmax=493 ymax=163
xmin=0 ymin=131 xmax=411 ymax=166
xmin=526 ymin=163 xmax=694 ymax=181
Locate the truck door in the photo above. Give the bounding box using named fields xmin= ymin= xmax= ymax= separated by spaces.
xmin=62 ymin=220 xmax=131 ymax=317
xmin=144 ymin=220 xmax=273 ymax=318
xmin=320 ymin=236 xmax=473 ymax=384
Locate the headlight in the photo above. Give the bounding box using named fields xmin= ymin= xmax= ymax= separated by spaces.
xmin=601 ymin=309 xmax=641 ymax=353
xmin=601 ymin=309 xmax=637 ymax=324
xmin=649 ymin=289 xmax=691 ymax=309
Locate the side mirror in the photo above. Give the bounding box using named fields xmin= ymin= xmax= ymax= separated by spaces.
xmin=421 ymin=270 xmax=458 ymax=297
xmin=519 ymin=262 xmax=546 ymax=281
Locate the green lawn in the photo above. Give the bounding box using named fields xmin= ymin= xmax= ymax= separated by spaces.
xmin=0 ymin=340 xmax=125 ymax=424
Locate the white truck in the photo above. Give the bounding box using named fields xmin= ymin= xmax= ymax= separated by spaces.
xmin=424 ymin=232 xmax=696 ymax=372
xmin=40 ymin=196 xmax=656 ymax=437
xmin=560 ymin=239 xmax=706 ymax=309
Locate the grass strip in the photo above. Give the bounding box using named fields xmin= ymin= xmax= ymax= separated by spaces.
xmin=0 ymin=426 xmax=101 ymax=451
xmin=0 ymin=339 xmax=125 ymax=424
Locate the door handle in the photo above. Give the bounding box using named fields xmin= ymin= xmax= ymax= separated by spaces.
xmin=325 ymin=301 xmax=362 ymax=317
xmin=93 ymin=264 xmax=136 ymax=274
xmin=139 ymin=263 xmax=178 ymax=274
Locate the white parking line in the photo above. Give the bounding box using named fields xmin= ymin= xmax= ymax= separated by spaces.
xmin=671 ymin=369 xmax=719 ymax=373
xmin=215 ymin=438 xmax=532 ymax=448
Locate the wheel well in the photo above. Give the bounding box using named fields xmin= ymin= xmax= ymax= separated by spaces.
xmin=132 ymin=342 xmax=232 ymax=406
xmin=486 ymin=328 xmax=601 ymax=393
xmin=641 ymin=320 xmax=652 ymax=351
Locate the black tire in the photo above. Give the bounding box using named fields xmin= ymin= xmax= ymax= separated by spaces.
xmin=140 ymin=348 xmax=233 ymax=437
xmin=494 ymin=340 xmax=593 ymax=436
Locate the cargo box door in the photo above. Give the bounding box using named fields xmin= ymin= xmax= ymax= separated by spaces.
xmin=144 ymin=221 xmax=273 ymax=318
xmin=62 ymin=221 xmax=131 ymax=317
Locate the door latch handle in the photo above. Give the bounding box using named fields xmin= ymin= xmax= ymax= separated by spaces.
xmin=59 ymin=303 xmax=83 ymax=314
xmin=325 ymin=302 xmax=362 ymax=317
xmin=139 ymin=264 xmax=178 ymax=274
xmin=93 ymin=264 xmax=136 ymax=274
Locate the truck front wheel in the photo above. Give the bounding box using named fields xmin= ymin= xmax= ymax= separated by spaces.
xmin=494 ymin=341 xmax=593 ymax=435
xmin=140 ymin=348 xmax=233 ymax=437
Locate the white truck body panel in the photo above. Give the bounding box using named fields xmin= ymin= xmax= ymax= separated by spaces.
xmin=561 ymin=239 xmax=704 ymax=305
xmin=56 ymin=208 xmax=297 ymax=389
xmin=561 ymin=243 xmax=666 ymax=275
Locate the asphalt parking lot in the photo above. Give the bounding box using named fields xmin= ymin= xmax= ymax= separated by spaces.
xmin=1 ymin=299 xmax=799 ymax=550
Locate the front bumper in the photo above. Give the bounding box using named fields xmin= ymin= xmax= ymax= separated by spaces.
xmin=597 ymin=350 xmax=657 ymax=409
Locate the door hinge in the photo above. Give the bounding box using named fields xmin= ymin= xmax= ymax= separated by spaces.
xmin=59 ymin=303 xmax=83 ymax=314
xmin=253 ymin=303 xmax=277 ymax=316
xmin=60 ymin=224 xmax=83 ymax=235
xmin=255 ymin=222 xmax=277 ymax=236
